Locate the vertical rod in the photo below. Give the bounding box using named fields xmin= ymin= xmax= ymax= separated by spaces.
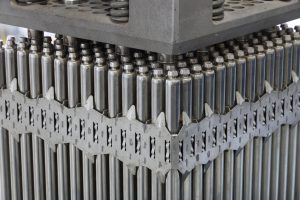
xmin=94 ymin=54 xmax=109 ymax=200
xmin=9 ymin=134 xmax=22 ymax=200
xmin=286 ymin=124 xmax=297 ymax=200
xmin=17 ymin=37 xmax=34 ymax=200
xmin=122 ymin=62 xmax=136 ymax=200
xmin=261 ymin=41 xmax=275 ymax=200
xmin=233 ymin=50 xmax=246 ymax=200
xmin=151 ymin=68 xmax=165 ymax=200
xmin=108 ymin=60 xmax=122 ymax=200
xmin=243 ymin=47 xmax=256 ymax=200
xmin=67 ymin=46 xmax=83 ymax=200
xmin=203 ymin=61 xmax=215 ymax=200
xmin=213 ymin=56 xmax=226 ymax=200
xmin=224 ymin=53 xmax=236 ymax=200
xmin=191 ymin=64 xmax=204 ymax=200
xmin=0 ymin=128 xmax=11 ymax=200
xmin=252 ymin=45 xmax=266 ymax=200
xmin=166 ymin=170 xmax=180 ymax=200
xmin=54 ymin=39 xmax=70 ymax=200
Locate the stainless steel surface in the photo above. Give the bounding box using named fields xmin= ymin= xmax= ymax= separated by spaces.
xmin=165 ymin=70 xmax=181 ymax=134
xmin=0 ymin=23 xmax=300 ymax=200
xmin=94 ymin=56 xmax=107 ymax=113
xmin=67 ymin=48 xmax=80 ymax=108
xmin=5 ymin=38 xmax=17 ymax=89
xmin=80 ymin=52 xmax=93 ymax=106
xmin=2 ymin=1 xmax=300 ymax=54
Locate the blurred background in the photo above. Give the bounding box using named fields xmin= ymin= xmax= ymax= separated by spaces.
xmin=1 ymin=18 xmax=300 ymax=42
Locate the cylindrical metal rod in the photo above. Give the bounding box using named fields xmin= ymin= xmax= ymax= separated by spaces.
xmin=107 ymin=60 xmax=122 ymax=200
xmin=69 ymin=144 xmax=83 ymax=199
xmin=136 ymin=66 xmax=151 ymax=123
xmin=44 ymin=143 xmax=58 ymax=200
xmin=41 ymin=38 xmax=54 ymax=97
xmin=213 ymin=56 xmax=226 ymax=200
xmin=243 ymin=47 xmax=256 ymax=200
xmin=282 ymin=35 xmax=293 ymax=88
xmin=166 ymin=70 xmax=181 ymax=134
xmin=67 ymin=47 xmax=81 ymax=108
xmin=287 ymin=124 xmax=297 ymax=200
xmin=17 ymin=37 xmax=34 ymax=200
xmin=233 ymin=50 xmax=246 ymax=200
xmin=151 ymin=68 xmax=165 ymax=200
xmin=9 ymin=133 xmax=22 ymax=200
xmin=122 ymin=62 xmax=136 ymax=200
xmin=108 ymin=60 xmax=121 ymax=118
xmin=179 ymin=68 xmax=192 ymax=200
xmin=56 ymin=143 xmax=69 ymax=200
xmin=190 ymin=64 xmax=204 ymax=200
xmin=136 ymin=66 xmax=151 ymax=200
xmin=166 ymin=170 xmax=180 ymax=200
xmin=292 ymin=32 xmax=300 ymax=76
xmin=17 ymin=37 xmax=29 ymax=93
xmin=67 ymin=46 xmax=83 ymax=200
xmin=293 ymin=32 xmax=300 ymax=199
xmin=270 ymin=38 xmax=285 ymax=200
xmin=41 ymin=38 xmax=58 ymax=200
xmin=96 ymin=154 xmax=108 ymax=200
xmin=94 ymin=55 xmax=107 ymax=113
xmin=80 ymin=50 xmax=94 ymax=107
xmin=261 ymin=41 xmax=275 ymax=200
xmin=0 ymin=128 xmax=11 ymax=200
xmin=5 ymin=38 xmax=17 ymax=89
xmin=295 ymin=121 xmax=300 ymax=200
xmin=54 ymin=41 xmax=70 ymax=200
xmin=93 ymin=53 xmax=109 ymax=200
xmin=191 ymin=64 xmax=204 ymax=122
xmin=29 ymin=39 xmax=42 ymax=99
xmin=203 ymin=61 xmax=215 ymax=200
xmin=28 ymin=37 xmax=46 ymax=200
xmin=0 ymin=41 xmax=6 ymax=88
xmin=151 ymin=68 xmax=165 ymax=123
xmin=54 ymin=42 xmax=67 ymax=103
xmin=252 ymin=45 xmax=266 ymax=200
xmin=224 ymin=53 xmax=236 ymax=200
xmin=80 ymin=49 xmax=96 ymax=200
xmin=122 ymin=63 xmax=136 ymax=116
xmin=286 ymin=33 xmax=297 ymax=200
xmin=277 ymin=35 xmax=293 ymax=200
xmin=82 ymin=154 xmax=95 ymax=200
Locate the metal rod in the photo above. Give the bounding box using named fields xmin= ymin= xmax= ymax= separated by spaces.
xmin=9 ymin=133 xmax=22 ymax=200
xmin=0 ymin=128 xmax=11 ymax=200
xmin=122 ymin=62 xmax=136 ymax=200
xmin=67 ymin=46 xmax=83 ymax=200
xmin=224 ymin=53 xmax=236 ymax=200
xmin=54 ymin=40 xmax=70 ymax=200
xmin=233 ymin=50 xmax=246 ymax=200
xmin=213 ymin=56 xmax=226 ymax=200
xmin=203 ymin=61 xmax=215 ymax=200
xmin=17 ymin=37 xmax=34 ymax=200
xmin=243 ymin=47 xmax=256 ymax=200
xmin=94 ymin=53 xmax=109 ymax=200
xmin=166 ymin=169 xmax=180 ymax=200
xmin=108 ymin=60 xmax=122 ymax=200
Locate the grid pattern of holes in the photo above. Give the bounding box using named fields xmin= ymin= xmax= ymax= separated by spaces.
xmin=224 ymin=0 xmax=266 ymax=12
xmin=42 ymin=0 xmax=111 ymax=15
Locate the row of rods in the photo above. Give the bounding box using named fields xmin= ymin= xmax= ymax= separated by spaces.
xmin=0 ymin=23 xmax=300 ymax=200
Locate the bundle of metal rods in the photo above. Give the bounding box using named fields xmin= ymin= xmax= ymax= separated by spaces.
xmin=0 ymin=23 xmax=300 ymax=200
